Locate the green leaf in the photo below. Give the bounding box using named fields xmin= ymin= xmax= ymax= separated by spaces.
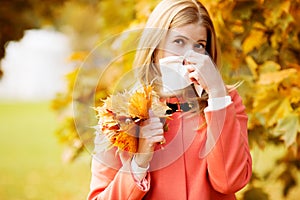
xmin=252 ymin=42 xmax=277 ymax=63
xmin=274 ymin=113 xmax=299 ymax=147
xmin=233 ymin=1 xmax=257 ymax=20
xmin=243 ymin=187 xmax=269 ymax=200
xmin=263 ymin=0 xmax=291 ymax=28
xmin=258 ymin=60 xmax=281 ymax=74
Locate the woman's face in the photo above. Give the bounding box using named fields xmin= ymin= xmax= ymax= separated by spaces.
xmin=158 ymin=23 xmax=207 ymax=58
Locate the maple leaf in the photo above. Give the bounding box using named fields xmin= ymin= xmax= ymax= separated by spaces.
xmin=103 ymin=92 xmax=130 ymax=117
xmin=111 ymin=131 xmax=138 ymax=153
xmin=128 ymin=85 xmax=152 ymax=120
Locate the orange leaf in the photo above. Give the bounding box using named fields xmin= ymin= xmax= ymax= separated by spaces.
xmin=112 ymin=131 xmax=137 ymax=153
xmin=128 ymin=85 xmax=152 ymax=120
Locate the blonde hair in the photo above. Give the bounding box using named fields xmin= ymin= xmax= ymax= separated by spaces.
xmin=133 ymin=0 xmax=220 ymax=90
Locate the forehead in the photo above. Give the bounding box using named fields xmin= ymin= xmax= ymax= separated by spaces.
xmin=168 ymin=23 xmax=207 ymax=42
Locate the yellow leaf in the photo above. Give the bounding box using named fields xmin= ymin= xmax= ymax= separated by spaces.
xmin=281 ymin=1 xmax=291 ymax=14
xmin=128 ymin=85 xmax=152 ymax=120
xmin=252 ymin=22 xmax=266 ymax=30
xmin=245 ymin=56 xmax=258 ymax=78
xmin=242 ymin=30 xmax=266 ymax=54
xmin=253 ymin=88 xmax=280 ymax=115
xmin=231 ymin=20 xmax=244 ymax=34
xmin=252 ymin=86 xmax=293 ymax=127
xmin=269 ymin=98 xmax=293 ymax=127
xmin=258 ymin=68 xmax=297 ymax=85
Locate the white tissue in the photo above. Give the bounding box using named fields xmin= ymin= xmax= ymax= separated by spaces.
xmin=159 ymin=56 xmax=191 ymax=93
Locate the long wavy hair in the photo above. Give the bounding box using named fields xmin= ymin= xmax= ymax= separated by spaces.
xmin=133 ymin=0 xmax=227 ymax=113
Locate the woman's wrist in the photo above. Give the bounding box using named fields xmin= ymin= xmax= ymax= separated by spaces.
xmin=134 ymin=154 xmax=150 ymax=168
xmin=131 ymin=155 xmax=149 ymax=181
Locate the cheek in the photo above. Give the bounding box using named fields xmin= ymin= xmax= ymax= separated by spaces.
xmin=161 ymin=44 xmax=186 ymax=57
xmin=162 ymin=50 xmax=177 ymax=58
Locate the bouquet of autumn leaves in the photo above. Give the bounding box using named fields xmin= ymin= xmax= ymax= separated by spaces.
xmin=94 ymin=85 xmax=170 ymax=153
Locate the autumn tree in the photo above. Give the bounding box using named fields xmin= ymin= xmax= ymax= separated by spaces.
xmin=0 ymin=0 xmax=69 ymax=78
xmin=204 ymin=0 xmax=300 ymax=199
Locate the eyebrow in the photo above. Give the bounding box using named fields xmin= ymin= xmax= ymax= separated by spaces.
xmin=197 ymin=39 xmax=207 ymax=44
xmin=173 ymin=34 xmax=207 ymax=43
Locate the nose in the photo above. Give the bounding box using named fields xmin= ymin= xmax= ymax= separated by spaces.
xmin=182 ymin=44 xmax=194 ymax=56
xmin=183 ymin=49 xmax=196 ymax=59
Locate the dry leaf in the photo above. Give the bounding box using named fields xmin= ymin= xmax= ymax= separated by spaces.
xmin=111 ymin=131 xmax=137 ymax=153
xmin=128 ymin=85 xmax=152 ymax=120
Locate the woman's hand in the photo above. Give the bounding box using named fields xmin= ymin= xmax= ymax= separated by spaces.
xmin=134 ymin=111 xmax=165 ymax=168
xmin=184 ymin=50 xmax=227 ymax=98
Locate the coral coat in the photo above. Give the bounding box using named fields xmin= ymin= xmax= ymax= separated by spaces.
xmin=88 ymin=90 xmax=252 ymax=200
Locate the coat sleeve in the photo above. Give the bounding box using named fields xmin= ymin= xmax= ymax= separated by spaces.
xmin=205 ymin=89 xmax=252 ymax=194
xmin=87 ymin=150 xmax=150 ymax=200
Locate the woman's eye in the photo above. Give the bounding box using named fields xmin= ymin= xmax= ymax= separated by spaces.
xmin=194 ymin=43 xmax=205 ymax=49
xmin=174 ymin=39 xmax=184 ymax=45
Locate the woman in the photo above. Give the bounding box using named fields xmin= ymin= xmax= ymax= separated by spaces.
xmin=88 ymin=0 xmax=252 ymax=199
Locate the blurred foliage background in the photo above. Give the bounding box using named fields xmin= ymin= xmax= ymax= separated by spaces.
xmin=1 ymin=0 xmax=300 ymax=199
